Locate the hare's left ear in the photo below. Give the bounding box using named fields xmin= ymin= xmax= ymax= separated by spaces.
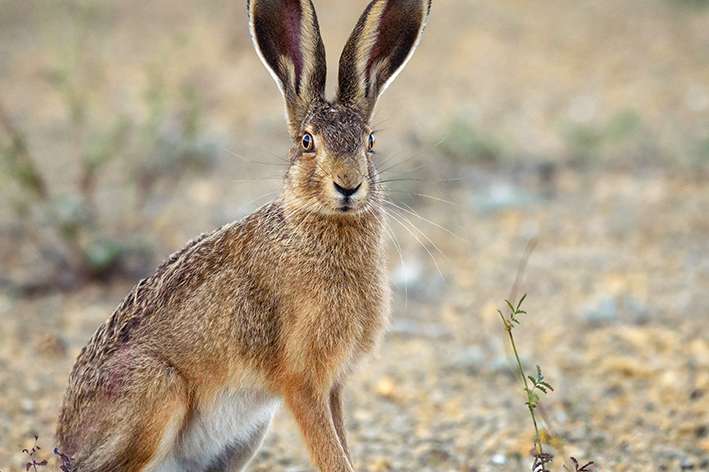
xmin=248 ymin=0 xmax=327 ymax=136
xmin=336 ymin=0 xmax=431 ymax=122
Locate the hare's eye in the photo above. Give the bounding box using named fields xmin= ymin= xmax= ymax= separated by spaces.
xmin=368 ymin=133 xmax=375 ymax=152
xmin=302 ymin=133 xmax=315 ymax=152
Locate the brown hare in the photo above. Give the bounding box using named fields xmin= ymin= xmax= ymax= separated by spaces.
xmin=56 ymin=0 xmax=431 ymax=470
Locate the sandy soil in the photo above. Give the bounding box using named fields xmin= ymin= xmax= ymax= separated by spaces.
xmin=1 ymin=0 xmax=708 ymax=471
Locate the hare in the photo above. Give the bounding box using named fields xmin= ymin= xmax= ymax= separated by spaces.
xmin=56 ymin=0 xmax=431 ymax=470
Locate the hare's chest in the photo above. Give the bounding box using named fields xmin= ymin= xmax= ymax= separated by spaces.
xmin=282 ymin=243 xmax=389 ymax=376
xmin=295 ymin=277 xmax=388 ymax=363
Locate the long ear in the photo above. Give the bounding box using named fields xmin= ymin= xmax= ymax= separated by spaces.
xmin=336 ymin=0 xmax=431 ymax=121
xmin=248 ymin=0 xmax=327 ymax=135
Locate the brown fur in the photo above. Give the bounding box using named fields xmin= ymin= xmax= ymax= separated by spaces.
xmin=56 ymin=0 xmax=430 ymax=471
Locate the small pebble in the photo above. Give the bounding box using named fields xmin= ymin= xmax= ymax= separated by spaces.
xmin=492 ymin=454 xmax=506 ymax=465
xmin=373 ymin=377 xmax=397 ymax=400
xmin=450 ymin=347 xmax=485 ymax=372
xmin=582 ymin=297 xmax=617 ymax=325
xmin=680 ymin=458 xmax=695 ymax=470
xmin=419 ymin=449 xmax=450 ymax=467
xmin=21 ymin=398 xmax=35 ymax=414
xmin=0 ymin=295 xmax=11 ymax=314
xmin=368 ymin=457 xmax=392 ymax=471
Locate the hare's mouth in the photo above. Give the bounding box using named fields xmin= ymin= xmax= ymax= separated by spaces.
xmin=331 ymin=196 xmax=366 ymax=214
xmin=338 ymin=201 xmax=354 ymax=213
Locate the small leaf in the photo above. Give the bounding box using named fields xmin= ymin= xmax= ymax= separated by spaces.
xmin=506 ymin=300 xmax=515 ymax=312
xmin=540 ymin=381 xmax=554 ymax=392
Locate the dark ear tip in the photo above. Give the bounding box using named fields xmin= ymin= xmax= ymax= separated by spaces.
xmin=336 ymin=0 xmax=430 ymax=120
xmin=249 ymin=0 xmax=328 ymax=130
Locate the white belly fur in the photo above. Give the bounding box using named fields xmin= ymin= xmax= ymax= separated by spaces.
xmin=152 ymin=388 xmax=281 ymax=472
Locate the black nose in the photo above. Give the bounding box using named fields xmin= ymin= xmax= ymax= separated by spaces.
xmin=333 ymin=181 xmax=362 ymax=197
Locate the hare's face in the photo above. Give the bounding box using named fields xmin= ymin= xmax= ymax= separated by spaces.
xmin=250 ymin=0 xmax=430 ymax=217
xmin=284 ymin=103 xmax=378 ymax=216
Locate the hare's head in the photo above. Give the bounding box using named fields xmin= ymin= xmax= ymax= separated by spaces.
xmin=249 ymin=0 xmax=431 ymax=216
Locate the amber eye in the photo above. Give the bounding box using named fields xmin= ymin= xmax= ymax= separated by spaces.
xmin=302 ymin=132 xmax=315 ymax=152
xmin=368 ymin=133 xmax=375 ymax=152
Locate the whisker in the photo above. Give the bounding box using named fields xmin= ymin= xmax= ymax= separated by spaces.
xmin=234 ymin=141 xmax=291 ymax=164
xmin=376 ymin=149 xmax=415 ymax=174
xmin=379 ymin=177 xmax=466 ymax=184
xmin=377 ymin=135 xmax=453 ymax=176
xmin=378 ymin=145 xmax=439 ymax=175
xmin=226 ymin=149 xmax=287 ymax=167
xmin=385 ymin=207 xmax=444 ymax=280
xmin=386 ymin=206 xmax=450 ymax=262
xmin=371 ymin=116 xmax=391 ymax=131
xmin=406 ymin=193 xmax=460 ymax=206
xmin=391 ymin=164 xmax=429 ymax=174
xmin=383 ymin=190 xmax=459 ymax=207
xmin=232 ymin=176 xmax=284 ymax=183
xmin=388 ymin=200 xmax=466 ymax=242
xmin=235 ymin=191 xmax=279 ymax=215
xmin=371 ymin=210 xmax=408 ymax=310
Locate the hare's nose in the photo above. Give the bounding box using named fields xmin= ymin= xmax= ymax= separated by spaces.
xmin=333 ymin=181 xmax=362 ymax=197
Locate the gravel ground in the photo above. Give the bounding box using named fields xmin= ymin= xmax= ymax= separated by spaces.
xmin=1 ymin=1 xmax=709 ymax=471
xmin=2 ymin=170 xmax=708 ymax=472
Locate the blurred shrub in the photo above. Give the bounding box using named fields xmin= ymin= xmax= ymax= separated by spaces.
xmin=0 ymin=1 xmax=219 ymax=292
xmin=684 ymin=135 xmax=709 ymax=171
xmin=559 ymin=110 xmax=642 ymax=166
xmin=438 ymin=114 xmax=502 ymax=164
xmin=674 ymin=0 xmax=709 ymax=7
xmin=696 ymin=136 xmax=709 ymax=159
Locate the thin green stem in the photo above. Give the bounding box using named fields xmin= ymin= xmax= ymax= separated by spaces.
xmin=507 ymin=327 xmax=543 ymax=451
xmin=501 ymin=298 xmax=550 ymax=471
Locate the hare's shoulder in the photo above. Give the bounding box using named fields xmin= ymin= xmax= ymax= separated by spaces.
xmin=153 ymin=200 xmax=285 ymax=280
xmin=69 ymin=202 xmax=285 ymax=377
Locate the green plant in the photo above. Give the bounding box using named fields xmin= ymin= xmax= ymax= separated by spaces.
xmin=498 ymin=294 xmax=555 ymax=471
xmin=498 ymin=239 xmax=596 ymax=471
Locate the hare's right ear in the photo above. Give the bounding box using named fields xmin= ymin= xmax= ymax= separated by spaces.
xmin=336 ymin=0 xmax=431 ymax=122
xmin=248 ymin=0 xmax=327 ymax=136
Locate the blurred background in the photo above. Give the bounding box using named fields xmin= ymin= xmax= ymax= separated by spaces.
xmin=1 ymin=0 xmax=708 ymax=470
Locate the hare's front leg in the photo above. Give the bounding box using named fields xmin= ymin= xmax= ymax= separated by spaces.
xmin=329 ymin=383 xmax=352 ymax=467
xmin=285 ymin=384 xmax=354 ymax=472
